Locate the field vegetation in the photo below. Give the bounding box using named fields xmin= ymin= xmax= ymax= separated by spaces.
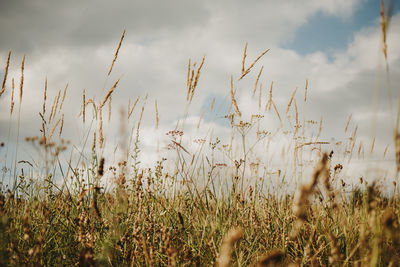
xmin=0 ymin=3 xmax=399 ymax=266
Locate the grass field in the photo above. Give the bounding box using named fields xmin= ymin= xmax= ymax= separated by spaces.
xmin=1 ymin=7 xmax=399 ymax=267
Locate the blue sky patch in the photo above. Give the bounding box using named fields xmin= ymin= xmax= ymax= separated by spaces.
xmin=202 ymin=93 xmax=231 ymax=127
xmin=283 ymin=0 xmax=399 ymax=57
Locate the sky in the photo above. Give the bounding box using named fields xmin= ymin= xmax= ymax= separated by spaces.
xmin=0 ymin=0 xmax=399 ymax=189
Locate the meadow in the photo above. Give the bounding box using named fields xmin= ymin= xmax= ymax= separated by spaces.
xmin=1 ymin=9 xmax=400 ymax=267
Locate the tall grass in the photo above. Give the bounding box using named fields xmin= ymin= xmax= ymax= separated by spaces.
xmin=0 ymin=7 xmax=399 ymax=265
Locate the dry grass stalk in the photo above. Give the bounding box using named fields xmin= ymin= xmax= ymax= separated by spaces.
xmin=48 ymin=93 xmax=57 ymax=124
xmin=97 ymin=157 xmax=105 ymax=177
xmin=217 ymin=227 xmax=244 ymax=267
xmin=186 ymin=66 xmax=194 ymax=101
xmin=189 ymin=56 xmax=205 ymax=103
xmin=10 ymin=78 xmax=15 ymax=114
xmin=242 ymin=42 xmax=248 ymax=74
xmin=383 ymin=144 xmax=389 ymax=158
xmin=155 ymin=99 xmax=159 ymax=129
xmin=99 ymin=108 xmax=104 ymax=148
xmin=187 ymin=58 xmax=191 ymax=89
xmin=304 ymin=79 xmax=308 ymax=102
xmin=41 ymin=122 xmax=47 ymax=145
xmin=43 ymin=78 xmax=47 ymax=116
xmin=345 ymin=113 xmax=352 ymax=133
xmin=48 ymin=117 xmax=61 ymax=141
xmin=395 ymin=131 xmax=400 ymax=172
xmin=370 ymin=137 xmax=375 ymax=154
xmin=39 ymin=109 xmax=46 ymax=133
xmin=19 ymin=55 xmax=25 ymax=101
xmin=172 ymin=140 xmax=190 ymax=155
xmin=239 ymin=47 xmax=270 ymax=80
xmin=59 ymin=114 xmax=64 ymax=136
xmin=210 ymin=97 xmax=215 ymax=112
xmin=197 ymin=109 xmax=205 ymax=129
xmin=128 ymin=96 xmax=140 ymax=119
xmin=92 ymin=132 xmax=96 ymax=153
xmin=358 ymin=141 xmax=364 ymax=159
xmin=296 ymin=141 xmax=329 ymax=149
xmin=286 ymin=87 xmax=297 ymax=114
xmin=253 ymin=66 xmax=263 ymax=97
xmin=228 ymin=90 xmax=234 ymax=113
xmin=136 ymin=94 xmax=148 ymax=135
xmin=59 ymin=83 xmax=68 ymax=112
xmin=266 ymin=81 xmax=273 ymax=111
xmin=317 ymin=117 xmax=323 ymax=139
xmin=230 ymin=76 xmax=241 ymax=117
xmin=82 ymin=89 xmax=86 ymax=123
xmin=0 ymin=50 xmax=11 ymax=97
xmin=108 ymin=29 xmax=125 ymax=76
xmin=86 ymin=99 xmax=97 ymax=119
xmin=53 ymin=90 xmax=61 ymax=117
xmin=351 ymin=125 xmax=358 ymax=143
xmin=101 ymin=78 xmax=120 ymax=108
xmin=349 ymin=127 xmax=358 ymax=158
xmin=271 ymin=99 xmax=282 ymax=125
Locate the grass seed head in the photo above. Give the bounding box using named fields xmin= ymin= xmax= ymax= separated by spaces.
xmin=0 ymin=50 xmax=11 ymax=98
xmin=217 ymin=227 xmax=244 ymax=267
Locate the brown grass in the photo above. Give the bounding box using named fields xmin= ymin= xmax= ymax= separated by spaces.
xmin=253 ymin=66 xmax=263 ymax=97
xmin=59 ymin=83 xmax=68 ymax=112
xmin=101 ymin=78 xmax=120 ymax=108
xmin=217 ymin=227 xmax=244 ymax=267
xmin=242 ymin=42 xmax=248 ymax=74
xmin=59 ymin=114 xmax=64 ymax=136
xmin=271 ymin=99 xmax=282 ymax=126
xmin=0 ymin=50 xmax=11 ymax=97
xmin=19 ymin=55 xmax=25 ymax=101
xmin=108 ymin=29 xmax=125 ymax=76
xmin=239 ymin=46 xmax=270 ymax=80
xmin=187 ymin=56 xmax=205 ymax=103
xmin=210 ymin=96 xmax=215 ymax=112
xmin=266 ymin=81 xmax=273 ymax=111
xmin=42 ymin=78 xmax=47 ymax=116
xmin=155 ymin=99 xmax=159 ymax=129
xmin=1 ymin=24 xmax=399 ymax=266
xmin=230 ymin=76 xmax=241 ymax=116
xmin=10 ymin=78 xmax=15 ymax=115
xmin=99 ymin=108 xmax=104 ymax=148
xmin=128 ymin=96 xmax=140 ymax=119
xmin=304 ymin=79 xmax=308 ymax=103
xmin=286 ymin=87 xmax=297 ymax=114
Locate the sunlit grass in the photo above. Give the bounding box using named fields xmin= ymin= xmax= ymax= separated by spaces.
xmin=0 ymin=10 xmax=399 ymax=265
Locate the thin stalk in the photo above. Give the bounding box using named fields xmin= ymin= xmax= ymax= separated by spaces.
xmin=241 ymin=133 xmax=246 ymax=196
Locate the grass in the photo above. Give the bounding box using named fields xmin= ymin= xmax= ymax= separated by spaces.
xmin=0 ymin=165 xmax=399 ymax=266
xmin=0 ymin=6 xmax=399 ymax=265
